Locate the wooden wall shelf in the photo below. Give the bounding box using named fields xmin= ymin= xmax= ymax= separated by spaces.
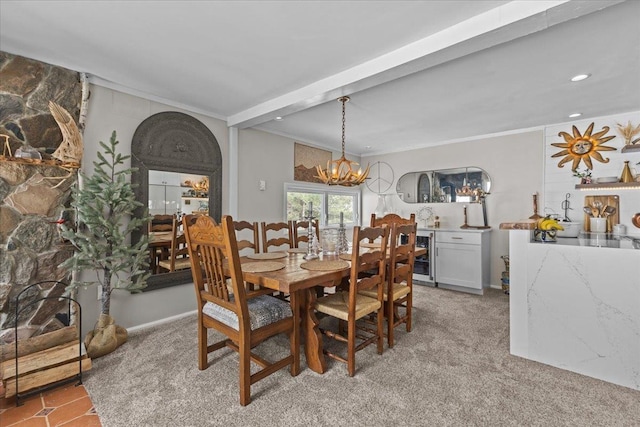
xmin=575 ymin=181 xmax=640 ymax=190
xmin=621 ymin=144 xmax=640 ymax=153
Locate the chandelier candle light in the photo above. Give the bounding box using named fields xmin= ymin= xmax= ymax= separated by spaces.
xmin=316 ymin=96 xmax=370 ymax=186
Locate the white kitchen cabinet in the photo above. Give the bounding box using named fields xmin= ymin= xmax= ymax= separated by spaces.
xmin=148 ymin=170 xmax=182 ymax=186
xmin=148 ymin=183 xmax=183 ymax=215
xmin=434 ymin=229 xmax=491 ymax=295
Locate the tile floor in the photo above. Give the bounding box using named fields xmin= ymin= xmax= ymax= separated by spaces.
xmin=0 ymin=383 xmax=101 ymax=427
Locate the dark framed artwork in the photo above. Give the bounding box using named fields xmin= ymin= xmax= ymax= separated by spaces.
xmin=294 ymin=142 xmax=331 ymax=184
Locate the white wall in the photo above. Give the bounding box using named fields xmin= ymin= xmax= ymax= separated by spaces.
xmin=543 ymin=111 xmax=640 ymax=232
xmin=361 ymin=130 xmax=545 ymax=289
xmin=236 ymin=128 xmax=343 ymax=223
xmin=77 ymin=85 xmax=229 ymax=333
xmin=237 ymin=128 xmax=294 ymax=222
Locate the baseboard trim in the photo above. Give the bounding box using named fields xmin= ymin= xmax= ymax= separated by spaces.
xmin=127 ymin=310 xmax=198 ymax=333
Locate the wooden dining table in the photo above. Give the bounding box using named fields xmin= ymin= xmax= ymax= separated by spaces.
xmin=148 ymin=231 xmax=182 ymax=273
xmin=238 ymin=252 xmax=345 ymax=375
xmin=237 ymin=245 xmax=427 ymax=375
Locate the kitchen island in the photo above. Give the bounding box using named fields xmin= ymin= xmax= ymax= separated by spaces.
xmin=500 ymin=222 xmax=640 ymax=391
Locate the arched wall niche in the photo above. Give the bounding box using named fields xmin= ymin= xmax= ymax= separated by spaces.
xmin=131 ymin=111 xmax=222 ymax=291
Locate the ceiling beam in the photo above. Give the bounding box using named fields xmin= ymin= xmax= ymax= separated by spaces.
xmin=227 ymin=0 xmax=623 ymax=129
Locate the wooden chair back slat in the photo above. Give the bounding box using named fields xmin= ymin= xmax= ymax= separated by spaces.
xmin=370 ymin=213 xmax=415 ymax=227
xmin=158 ymin=216 xmax=190 ymax=272
xmin=386 ymin=222 xmax=417 ymax=348
xmin=184 ymin=215 xmax=246 ymax=311
xmin=349 ymin=225 xmax=389 ymax=311
xmin=233 ymin=220 xmax=260 ymax=254
xmin=149 ymin=214 xmax=175 ymax=232
xmin=260 ymin=221 xmax=293 ymax=253
xmin=390 ymin=223 xmax=417 ymax=279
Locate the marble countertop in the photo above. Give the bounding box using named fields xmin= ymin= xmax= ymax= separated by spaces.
xmin=499 ymin=219 xmax=537 ymax=230
xmin=553 ymin=233 xmax=640 ymax=250
xmin=499 ymin=220 xmax=640 ymax=249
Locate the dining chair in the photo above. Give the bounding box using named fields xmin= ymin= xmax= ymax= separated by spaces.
xmin=157 ymin=216 xmax=190 ymax=272
xmin=292 ymin=219 xmax=320 ymax=248
xmin=260 ymin=221 xmax=294 ymax=252
xmin=183 ymin=214 xmax=298 ymax=406
xmin=233 ymin=220 xmax=260 ymax=255
xmin=360 ymin=222 xmax=417 ymax=348
xmin=314 ymin=225 xmax=389 ymax=376
xmin=370 ymin=213 xmax=416 ymax=227
xmin=149 ymin=214 xmax=175 ymax=232
xmin=148 ymin=214 xmax=176 ymax=273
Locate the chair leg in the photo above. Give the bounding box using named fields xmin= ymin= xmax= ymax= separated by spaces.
xmin=289 ymin=292 xmax=300 ymax=376
xmin=388 ymin=297 xmax=395 ymax=348
xmin=347 ymin=318 xmax=356 ymax=377
xmin=198 ymin=321 xmax=208 ymax=370
xmin=377 ymin=306 xmax=384 ymax=355
xmin=239 ymin=336 xmax=251 ymax=406
xmin=406 ymin=293 xmax=412 ymax=332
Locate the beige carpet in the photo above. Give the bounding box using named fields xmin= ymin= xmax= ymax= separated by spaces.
xmin=84 ymin=286 xmax=640 ymax=426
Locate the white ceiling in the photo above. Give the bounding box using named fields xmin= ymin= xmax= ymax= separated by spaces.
xmin=1 ymin=1 xmax=639 ymax=156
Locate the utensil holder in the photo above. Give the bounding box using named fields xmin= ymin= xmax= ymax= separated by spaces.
xmin=590 ymin=217 xmax=607 ymax=233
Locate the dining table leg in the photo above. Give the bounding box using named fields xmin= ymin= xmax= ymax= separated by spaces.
xmin=301 ymin=288 xmax=326 ymax=374
xmin=289 ymin=290 xmax=301 ymax=376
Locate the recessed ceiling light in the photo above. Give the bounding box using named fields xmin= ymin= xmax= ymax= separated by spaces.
xmin=569 ymin=113 xmax=582 ymax=118
xmin=275 ymin=116 xmax=283 ymax=121
xmin=570 ymin=74 xmax=591 ymax=82
xmin=365 ymin=145 xmax=372 ymax=150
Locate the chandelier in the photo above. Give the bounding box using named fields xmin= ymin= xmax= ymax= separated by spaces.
xmin=316 ymin=96 xmax=370 ymax=186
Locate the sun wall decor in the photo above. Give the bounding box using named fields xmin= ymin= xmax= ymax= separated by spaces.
xmin=551 ymin=122 xmax=616 ymax=170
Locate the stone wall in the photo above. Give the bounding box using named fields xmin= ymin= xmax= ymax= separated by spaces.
xmin=0 ymin=51 xmax=82 ymax=154
xmin=0 ymin=51 xmax=83 ymax=344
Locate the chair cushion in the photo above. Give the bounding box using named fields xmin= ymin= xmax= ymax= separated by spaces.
xmin=202 ymin=295 xmax=292 ymax=331
xmin=157 ymin=257 xmax=191 ymax=271
xmin=360 ymin=282 xmax=410 ymax=301
xmin=315 ymin=291 xmax=381 ymax=321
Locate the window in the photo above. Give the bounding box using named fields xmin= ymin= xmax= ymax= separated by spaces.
xmin=285 ymin=183 xmax=361 ymax=227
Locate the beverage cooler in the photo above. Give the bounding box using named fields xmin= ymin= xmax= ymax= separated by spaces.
xmin=414 ymin=230 xmax=435 ymax=284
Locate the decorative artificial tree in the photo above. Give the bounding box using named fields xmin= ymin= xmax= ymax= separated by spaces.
xmin=60 ymin=131 xmax=150 ymax=357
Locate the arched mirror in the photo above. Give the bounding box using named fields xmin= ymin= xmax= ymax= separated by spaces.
xmin=397 ymin=167 xmax=491 ymax=203
xmin=132 ymin=111 xmax=222 ymax=291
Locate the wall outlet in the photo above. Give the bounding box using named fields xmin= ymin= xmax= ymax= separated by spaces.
xmin=259 ymin=180 xmax=266 ymax=191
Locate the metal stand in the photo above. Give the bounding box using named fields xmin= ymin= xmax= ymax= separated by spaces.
xmin=303 ymin=213 xmax=319 ymax=260
xmin=529 ymin=192 xmax=542 ymax=220
xmin=337 ymin=224 xmax=349 ymax=253
xmin=460 ymin=205 xmax=469 ymax=229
